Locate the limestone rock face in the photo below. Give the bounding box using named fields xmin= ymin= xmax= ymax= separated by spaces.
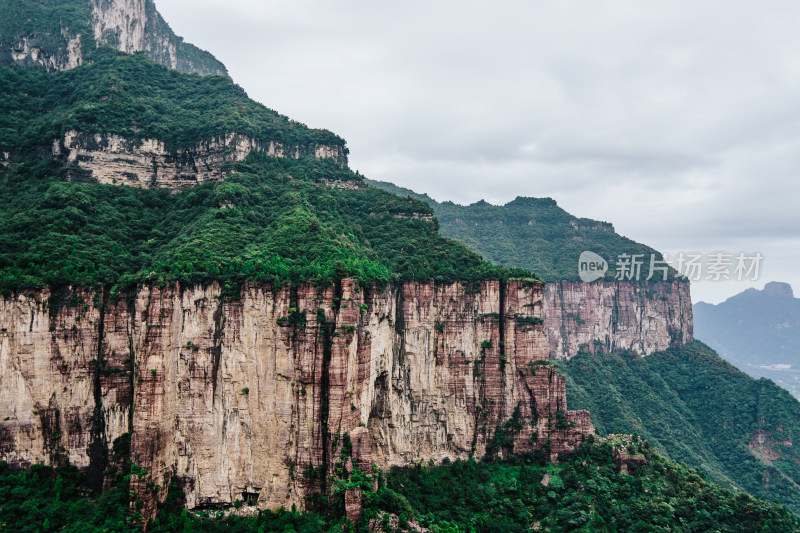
xmin=9 ymin=32 xmax=83 ymax=71
xmin=544 ymin=280 xmax=693 ymax=359
xmin=90 ymin=0 xmax=227 ymax=76
xmin=55 ymin=131 xmax=347 ymax=190
xmin=3 ymin=0 xmax=226 ymax=76
xmin=0 ymin=280 xmax=592 ymax=518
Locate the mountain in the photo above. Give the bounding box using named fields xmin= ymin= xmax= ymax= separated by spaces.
xmin=1 ymin=49 xmax=512 ymax=291
xmin=562 ymin=341 xmax=800 ymax=514
xmin=363 ymin=184 xmax=800 ymax=514
xmin=366 ymin=179 xmax=676 ymax=282
xmin=0 ymin=1 xmax=798 ymax=531
xmin=694 ymin=282 xmax=800 ymax=398
xmin=0 ymin=2 xmax=595 ymax=528
xmin=0 ymin=0 xmax=226 ymax=75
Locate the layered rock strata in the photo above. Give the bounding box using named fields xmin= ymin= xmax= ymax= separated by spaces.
xmin=544 ymin=280 xmax=693 ymax=359
xmin=54 ymin=131 xmax=347 ymax=190
xmin=0 ymin=279 xmax=592 ymax=519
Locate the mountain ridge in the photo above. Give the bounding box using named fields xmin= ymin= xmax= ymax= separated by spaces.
xmin=694 ymin=281 xmax=800 ymax=398
xmin=365 ymin=178 xmax=677 ymax=282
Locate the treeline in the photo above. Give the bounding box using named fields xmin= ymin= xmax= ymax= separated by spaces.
xmin=367 ymin=180 xmax=676 ymax=282
xmin=0 ymin=154 xmax=528 ymax=294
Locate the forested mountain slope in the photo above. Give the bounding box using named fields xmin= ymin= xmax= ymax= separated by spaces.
xmin=563 ymin=341 xmax=800 ymax=514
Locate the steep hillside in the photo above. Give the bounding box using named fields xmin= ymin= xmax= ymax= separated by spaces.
xmin=0 ymin=50 xmax=518 ymax=292
xmin=563 ymin=341 xmax=800 ymax=514
xmin=0 ymin=23 xmax=593 ymax=525
xmin=0 ymin=0 xmax=226 ymax=75
xmin=366 ymin=179 xmax=674 ymax=282
xmin=0 ymin=49 xmax=342 ymax=157
xmin=365 ymin=180 xmax=694 ymax=359
xmin=694 ymin=282 xmax=800 ymax=398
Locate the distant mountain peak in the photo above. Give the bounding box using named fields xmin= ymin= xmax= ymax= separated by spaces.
xmin=763 ymin=281 xmax=794 ymax=298
xmin=693 ymin=280 xmax=800 ymax=398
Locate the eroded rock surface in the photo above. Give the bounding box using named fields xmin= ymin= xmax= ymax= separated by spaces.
xmin=544 ymin=280 xmax=693 ymax=359
xmin=0 ymin=280 xmax=592 ymax=518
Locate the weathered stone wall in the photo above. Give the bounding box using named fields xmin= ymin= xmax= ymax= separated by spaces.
xmin=544 ymin=280 xmax=693 ymax=359
xmin=0 ymin=280 xmax=592 ymax=518
xmin=90 ymin=0 xmax=228 ymax=76
xmin=4 ymin=0 xmax=226 ymax=76
xmin=54 ymin=131 xmax=347 ymax=190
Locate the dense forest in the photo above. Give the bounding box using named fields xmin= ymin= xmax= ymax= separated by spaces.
xmin=2 ymin=438 xmax=798 ymax=532
xmin=0 ymin=153 xmax=524 ymax=293
xmin=0 ymin=50 xmax=533 ymax=293
xmin=367 ymin=180 xmax=677 ymax=282
xmin=0 ymin=48 xmax=340 ymax=154
xmin=563 ymin=341 xmax=800 ymax=514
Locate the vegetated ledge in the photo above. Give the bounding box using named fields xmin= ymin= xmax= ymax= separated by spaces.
xmin=0 ymin=277 xmax=592 ymax=522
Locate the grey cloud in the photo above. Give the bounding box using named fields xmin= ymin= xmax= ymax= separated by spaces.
xmin=155 ymin=0 xmax=800 ymax=303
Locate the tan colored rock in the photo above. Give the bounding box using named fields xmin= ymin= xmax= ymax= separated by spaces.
xmin=56 ymin=131 xmax=346 ymax=191
xmin=0 ymin=279 xmax=593 ymax=520
xmin=544 ymin=280 xmax=693 ymax=359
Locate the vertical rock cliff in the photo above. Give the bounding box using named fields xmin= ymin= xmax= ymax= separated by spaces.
xmin=91 ymin=0 xmax=227 ymax=76
xmin=0 ymin=279 xmax=593 ymax=518
xmin=1 ymin=0 xmax=226 ymax=76
xmin=54 ymin=131 xmax=347 ymax=190
xmin=544 ymin=280 xmax=693 ymax=359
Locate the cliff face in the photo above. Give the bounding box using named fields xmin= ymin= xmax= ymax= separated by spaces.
xmin=544 ymin=280 xmax=693 ymax=359
xmin=0 ymin=280 xmax=592 ymax=518
xmin=2 ymin=0 xmax=226 ymax=76
xmin=54 ymin=131 xmax=347 ymax=190
xmin=9 ymin=31 xmax=84 ymax=72
xmin=91 ymin=0 xmax=227 ymax=76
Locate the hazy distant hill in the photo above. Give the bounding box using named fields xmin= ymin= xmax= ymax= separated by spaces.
xmin=694 ymin=282 xmax=800 ymax=398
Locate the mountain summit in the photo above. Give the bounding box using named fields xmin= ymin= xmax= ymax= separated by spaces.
xmin=694 ymin=281 xmax=800 ymax=397
xmin=0 ymin=0 xmax=226 ymax=75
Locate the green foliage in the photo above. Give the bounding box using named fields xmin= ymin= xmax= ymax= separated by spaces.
xmin=368 ymin=179 xmax=679 ymax=281
xmin=486 ymin=406 xmax=525 ymax=457
xmin=0 ymin=49 xmax=342 ymax=154
xmin=0 ymin=460 xmax=327 ymax=532
xmin=0 ymin=0 xmax=224 ymax=76
xmin=0 ymin=153 xmax=525 ymax=292
xmin=0 ymin=460 xmax=135 ymax=532
xmin=3 ymin=441 xmax=798 ymax=532
xmin=0 ymin=0 xmax=93 ymax=70
xmin=514 ymin=315 xmax=543 ymax=327
xmin=563 ymin=341 xmax=800 ymax=514
xmin=379 ymin=444 xmax=799 ymax=532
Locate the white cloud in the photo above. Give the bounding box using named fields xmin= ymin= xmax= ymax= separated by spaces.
xmin=155 ymin=0 xmax=800 ymax=303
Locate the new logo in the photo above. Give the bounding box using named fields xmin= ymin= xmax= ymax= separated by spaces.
xmin=578 ymin=251 xmax=608 ymax=282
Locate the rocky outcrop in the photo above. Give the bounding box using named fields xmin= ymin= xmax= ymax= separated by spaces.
xmin=3 ymin=0 xmax=225 ymax=76
xmin=9 ymin=31 xmax=83 ymax=72
xmin=0 ymin=280 xmax=592 ymax=519
xmin=54 ymin=131 xmax=347 ymax=190
xmin=544 ymin=280 xmax=693 ymax=359
xmin=90 ymin=0 xmax=227 ymax=76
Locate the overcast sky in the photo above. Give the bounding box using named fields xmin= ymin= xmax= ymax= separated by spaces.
xmin=156 ymin=0 xmax=800 ymax=304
